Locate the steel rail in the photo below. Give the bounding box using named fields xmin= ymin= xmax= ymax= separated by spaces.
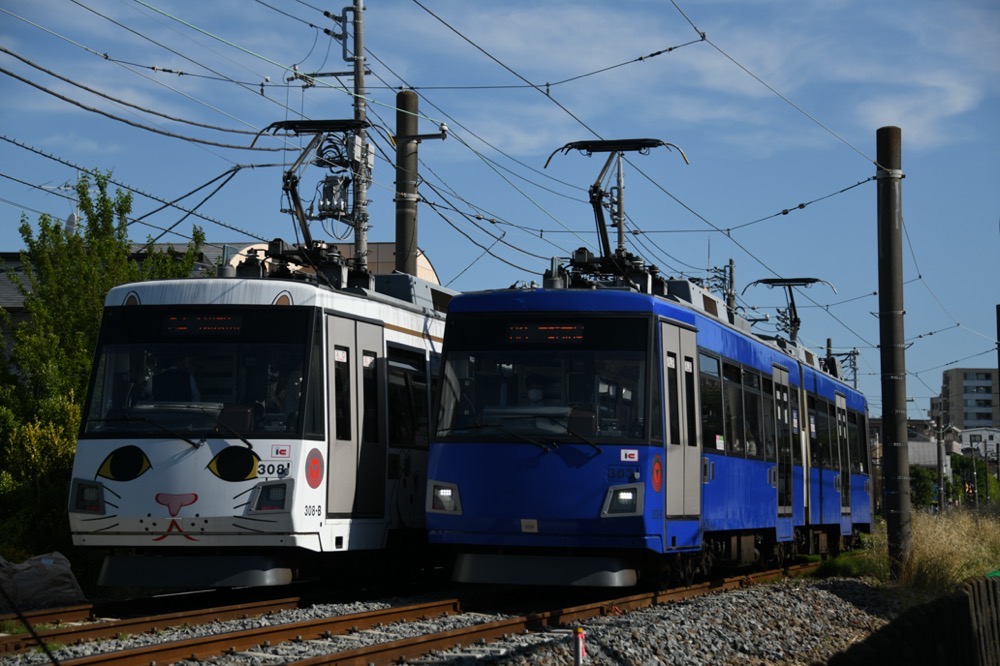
xmin=285 ymin=563 xmax=820 ymax=665
xmin=1 ymin=597 xmax=305 ymax=655
xmin=25 ymin=563 xmax=819 ymax=665
xmin=0 ymin=604 xmax=95 ymax=629
xmin=53 ymin=598 xmax=462 ymax=666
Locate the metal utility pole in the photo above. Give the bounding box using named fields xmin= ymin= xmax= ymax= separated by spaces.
xmin=726 ymin=258 xmax=737 ymax=315
xmin=937 ymin=426 xmax=946 ymax=510
xmin=876 ymin=126 xmax=910 ymax=580
xmin=395 ymin=90 xmax=419 ymax=275
xmin=931 ymin=421 xmax=957 ymax=511
xmin=351 ymin=0 xmax=369 ymax=272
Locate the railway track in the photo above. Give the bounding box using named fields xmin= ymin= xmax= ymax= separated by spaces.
xmin=2 ymin=563 xmax=819 ymax=665
xmin=1 ymin=596 xmax=311 ymax=656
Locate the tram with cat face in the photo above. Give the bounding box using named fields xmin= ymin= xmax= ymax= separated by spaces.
xmin=68 ymin=242 xmax=454 ymax=587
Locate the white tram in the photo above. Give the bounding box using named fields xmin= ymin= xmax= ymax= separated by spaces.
xmin=68 ymin=248 xmax=454 ymax=587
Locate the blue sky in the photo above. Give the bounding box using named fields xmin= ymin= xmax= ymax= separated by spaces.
xmin=1 ymin=0 xmax=998 ymax=421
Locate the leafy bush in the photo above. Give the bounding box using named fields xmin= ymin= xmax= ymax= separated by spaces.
xmin=0 ymin=395 xmax=79 ymax=558
xmin=0 ymin=171 xmax=203 ymax=570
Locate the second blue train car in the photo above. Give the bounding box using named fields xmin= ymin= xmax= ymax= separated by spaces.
xmin=426 ymin=262 xmax=872 ymax=586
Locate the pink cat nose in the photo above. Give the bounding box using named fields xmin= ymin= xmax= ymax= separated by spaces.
xmin=155 ymin=493 xmax=198 ymax=516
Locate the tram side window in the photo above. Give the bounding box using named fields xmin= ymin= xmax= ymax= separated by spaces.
xmin=699 ymin=353 xmax=725 ymax=453
xmin=847 ymin=411 xmax=860 ymax=473
xmin=790 ymin=387 xmax=802 ymax=466
xmin=722 ymin=362 xmax=745 ymax=456
xmin=858 ymin=414 xmax=870 ymax=474
xmin=808 ymin=395 xmax=819 ymax=467
xmin=835 ymin=401 xmax=848 ymax=475
xmin=333 ymin=346 xmax=352 ymax=441
xmin=649 ymin=355 xmax=663 ymax=444
xmin=301 ymin=319 xmax=325 ymax=438
xmin=761 ymin=378 xmax=776 ymax=459
xmin=684 ymin=357 xmax=698 ymax=448
xmin=387 ymin=347 xmax=430 ymax=449
xmin=829 ymin=402 xmax=841 ymax=471
xmin=743 ymin=371 xmax=763 ymax=458
xmin=429 ymin=352 xmax=442 ymax=434
xmin=816 ymin=398 xmax=833 ymax=469
xmin=666 ymin=353 xmax=681 ymax=446
xmin=361 ymin=352 xmax=379 ymax=446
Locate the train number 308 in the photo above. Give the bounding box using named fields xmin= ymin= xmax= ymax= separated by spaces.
xmin=257 ymin=462 xmax=289 ymax=477
xmin=304 ymin=505 xmax=323 ymax=516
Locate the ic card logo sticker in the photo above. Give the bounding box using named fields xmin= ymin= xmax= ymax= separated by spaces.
xmin=620 ymin=449 xmax=639 ymax=462
xmin=271 ymin=444 xmax=290 ymax=458
xmin=305 ymin=448 xmax=324 ymax=489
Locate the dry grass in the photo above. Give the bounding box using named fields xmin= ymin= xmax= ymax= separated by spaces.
xmin=856 ymin=506 xmax=1000 ymax=602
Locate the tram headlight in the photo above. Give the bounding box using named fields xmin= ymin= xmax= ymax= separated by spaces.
xmin=602 ymin=484 xmax=644 ymax=517
xmin=427 ymin=481 xmax=462 ymax=514
xmin=69 ymin=479 xmax=105 ymax=514
xmin=253 ymin=481 xmax=291 ymax=512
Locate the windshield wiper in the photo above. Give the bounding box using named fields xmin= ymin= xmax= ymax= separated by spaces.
xmin=200 ymin=407 xmax=255 ymax=450
xmin=440 ymin=422 xmax=555 ymax=452
xmin=542 ymin=416 xmax=603 ymax=453
xmin=91 ymin=416 xmax=204 ymax=449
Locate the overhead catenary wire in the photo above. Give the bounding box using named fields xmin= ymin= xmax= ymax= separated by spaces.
xmin=2 ymin=1 xmax=986 ymax=411
xmin=1 ymin=67 xmax=289 ymax=152
xmin=0 ymin=169 xmax=234 ymax=253
xmin=394 ymin=2 xmax=927 ymax=366
xmin=1 ymin=134 xmax=270 ymax=242
xmin=0 ymin=6 xmax=314 ymax=149
xmin=0 ymin=46 xmax=260 ymax=137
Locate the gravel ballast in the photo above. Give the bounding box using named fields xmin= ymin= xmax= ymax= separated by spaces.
xmin=1 ymin=577 xmax=898 ymax=666
xmin=410 ymin=577 xmax=898 ymax=665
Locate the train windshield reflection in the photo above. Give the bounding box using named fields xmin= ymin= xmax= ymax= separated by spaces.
xmin=437 ymin=316 xmax=651 ymax=442
xmin=81 ymin=306 xmax=317 ymax=438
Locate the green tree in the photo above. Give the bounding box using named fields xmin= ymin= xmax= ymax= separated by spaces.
xmin=950 ymin=454 xmax=1000 ymax=509
xmin=909 ymin=465 xmax=938 ymax=509
xmin=0 ymin=171 xmax=204 ymax=559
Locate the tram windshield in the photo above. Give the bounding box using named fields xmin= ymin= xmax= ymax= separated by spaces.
xmin=436 ymin=315 xmax=654 ymax=443
xmin=81 ymin=306 xmax=322 ymax=439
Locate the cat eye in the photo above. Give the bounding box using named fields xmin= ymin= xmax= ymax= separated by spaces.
xmin=207 ymin=446 xmax=260 ymax=482
xmin=96 ymin=445 xmax=152 ymax=482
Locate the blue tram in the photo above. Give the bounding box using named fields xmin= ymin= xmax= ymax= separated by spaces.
xmin=425 ymin=136 xmax=872 ymax=586
xmin=426 ymin=274 xmax=872 ymax=586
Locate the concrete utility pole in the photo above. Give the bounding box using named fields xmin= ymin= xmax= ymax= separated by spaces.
xmin=876 ymin=126 xmax=910 ymax=580
xmin=395 ymin=90 xmax=419 ymax=276
xmin=351 ymin=0 xmax=369 ymax=272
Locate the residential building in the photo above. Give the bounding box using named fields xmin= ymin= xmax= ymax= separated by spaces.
xmin=929 ymin=368 xmax=999 ymax=430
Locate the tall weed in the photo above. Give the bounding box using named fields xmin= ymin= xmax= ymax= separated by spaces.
xmin=856 ymin=507 xmax=1000 ymax=602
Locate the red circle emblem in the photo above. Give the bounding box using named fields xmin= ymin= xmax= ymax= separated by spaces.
xmin=652 ymin=454 xmax=663 ymax=493
xmin=305 ymin=448 xmax=324 ymax=489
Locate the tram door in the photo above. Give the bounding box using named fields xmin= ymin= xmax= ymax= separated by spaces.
xmin=835 ymin=394 xmax=851 ymax=517
xmin=774 ymin=366 xmax=793 ymax=519
xmin=661 ymin=322 xmax=701 ymax=523
xmin=326 ymin=317 xmax=385 ymax=518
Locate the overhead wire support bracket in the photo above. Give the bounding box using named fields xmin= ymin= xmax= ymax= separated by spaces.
xmin=544 ymin=138 xmax=689 ymax=266
xmin=743 ymin=277 xmax=836 ymax=344
xmin=250 ymin=118 xmax=373 ymax=244
xmin=281 ymin=133 xmax=326 ymax=247
xmin=254 ymin=119 xmax=369 ymax=142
